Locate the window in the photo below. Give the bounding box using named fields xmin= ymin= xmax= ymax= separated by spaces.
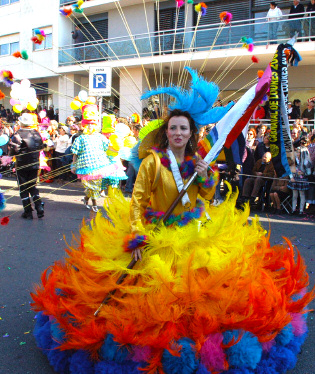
xmin=0 ymin=0 xmax=19 ymax=5
xmin=154 ymin=3 xmax=185 ymax=53
xmin=33 ymin=27 xmax=53 ymax=51
xmin=0 ymin=44 xmax=9 ymax=56
xmin=0 ymin=41 xmax=19 ymax=56
xmin=10 ymin=41 xmax=19 ymax=54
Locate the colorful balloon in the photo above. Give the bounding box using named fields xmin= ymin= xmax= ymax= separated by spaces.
xmin=10 ymin=98 xmax=20 ymax=106
xmin=13 ymin=104 xmax=23 ymax=113
xmin=86 ymin=96 xmax=96 ymax=105
xmin=0 ymin=134 xmax=9 ymax=146
xmin=27 ymin=102 xmax=37 ymax=111
xmin=70 ymin=100 xmax=81 ymax=110
xmin=78 ymin=90 xmax=88 ymax=102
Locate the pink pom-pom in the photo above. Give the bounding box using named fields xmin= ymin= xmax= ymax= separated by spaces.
xmin=40 ymin=30 xmax=46 ymax=37
xmin=200 ymin=333 xmax=226 ymax=371
xmin=131 ymin=346 xmax=151 ymax=362
xmin=225 ymin=12 xmax=233 ymax=23
xmin=262 ymin=340 xmax=275 ymax=352
xmin=176 ymin=0 xmax=185 ymax=7
xmin=248 ymin=43 xmax=254 ymax=52
xmin=291 ymin=313 xmax=307 ymax=337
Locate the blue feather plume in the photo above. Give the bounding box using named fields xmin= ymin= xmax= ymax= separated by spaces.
xmin=141 ymin=67 xmax=230 ymax=131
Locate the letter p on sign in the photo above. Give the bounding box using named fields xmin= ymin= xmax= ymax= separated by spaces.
xmin=93 ymin=74 xmax=107 ymax=89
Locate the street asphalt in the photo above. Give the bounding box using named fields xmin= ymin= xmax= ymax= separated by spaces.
xmin=0 ymin=176 xmax=314 ymax=374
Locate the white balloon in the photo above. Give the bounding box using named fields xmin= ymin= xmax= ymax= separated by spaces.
xmin=10 ymin=89 xmax=20 ymax=99
xmin=20 ymin=79 xmax=31 ymax=88
xmin=39 ymin=110 xmax=46 ymax=119
xmin=78 ymin=90 xmax=88 ymax=102
xmin=20 ymin=99 xmax=28 ymax=108
xmin=115 ymin=123 xmax=130 ymax=138
xmin=11 ymin=82 xmax=20 ymax=91
xmin=28 ymin=87 xmax=37 ymax=99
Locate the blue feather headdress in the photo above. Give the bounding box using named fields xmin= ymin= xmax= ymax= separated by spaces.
xmin=141 ymin=67 xmax=233 ymax=131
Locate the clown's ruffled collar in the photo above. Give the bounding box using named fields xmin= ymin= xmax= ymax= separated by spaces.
xmin=152 ymin=147 xmax=197 ymax=180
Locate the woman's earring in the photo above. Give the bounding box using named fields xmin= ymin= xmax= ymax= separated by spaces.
xmin=189 ymin=139 xmax=193 ymax=148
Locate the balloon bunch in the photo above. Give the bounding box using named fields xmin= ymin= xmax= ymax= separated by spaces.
xmin=0 ymin=70 xmax=14 ymax=87
xmin=10 ymin=79 xmax=39 ymax=113
xmin=60 ymin=0 xmax=84 ymax=16
xmin=12 ymin=50 xmax=29 ymax=60
xmin=242 ymin=37 xmax=254 ymax=52
xmin=195 ymin=2 xmax=207 ymax=16
xmin=31 ymin=29 xmax=46 ymax=45
xmin=220 ymin=11 xmax=233 ymax=25
xmin=70 ymin=90 xmax=96 ymax=111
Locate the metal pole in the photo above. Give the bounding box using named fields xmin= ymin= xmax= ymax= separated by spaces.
xmin=98 ymin=96 xmax=102 ymax=127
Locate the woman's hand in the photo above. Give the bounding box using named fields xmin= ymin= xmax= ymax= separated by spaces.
xmin=195 ymin=159 xmax=208 ymax=179
xmin=132 ymin=248 xmax=143 ymax=261
xmin=71 ymin=166 xmax=76 ymax=174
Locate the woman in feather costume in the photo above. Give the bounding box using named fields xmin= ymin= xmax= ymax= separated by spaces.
xmin=31 ymin=68 xmax=314 ymax=374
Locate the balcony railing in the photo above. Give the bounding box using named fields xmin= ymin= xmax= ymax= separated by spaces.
xmin=60 ymin=0 xmax=76 ymax=5
xmin=59 ymin=12 xmax=315 ymax=66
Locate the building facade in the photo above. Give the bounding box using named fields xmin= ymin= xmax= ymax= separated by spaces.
xmin=0 ymin=0 xmax=314 ymax=121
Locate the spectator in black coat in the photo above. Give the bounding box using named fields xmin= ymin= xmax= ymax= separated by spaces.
xmin=291 ymin=99 xmax=301 ymax=119
xmin=254 ymin=132 xmax=271 ymax=162
xmin=9 ymin=113 xmax=44 ymax=219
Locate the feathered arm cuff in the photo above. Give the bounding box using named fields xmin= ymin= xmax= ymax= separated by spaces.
xmin=196 ymin=166 xmax=219 ymax=189
xmin=123 ymin=234 xmax=148 ymax=253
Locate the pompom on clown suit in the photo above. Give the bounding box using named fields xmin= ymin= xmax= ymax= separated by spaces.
xmin=32 ymin=68 xmax=314 ymax=374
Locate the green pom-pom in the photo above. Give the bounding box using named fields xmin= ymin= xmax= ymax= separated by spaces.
xmin=187 ymin=0 xmax=194 ymax=3
xmin=21 ymin=50 xmax=28 ymax=60
xmin=241 ymin=36 xmax=247 ymax=43
xmin=139 ymin=119 xmax=164 ymax=141
xmin=74 ymin=8 xmax=84 ymax=13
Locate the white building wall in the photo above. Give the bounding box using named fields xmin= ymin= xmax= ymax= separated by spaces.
xmin=0 ymin=0 xmax=59 ymax=79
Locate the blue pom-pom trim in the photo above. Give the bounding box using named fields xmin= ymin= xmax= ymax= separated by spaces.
xmin=33 ymin=313 xmax=309 ymax=374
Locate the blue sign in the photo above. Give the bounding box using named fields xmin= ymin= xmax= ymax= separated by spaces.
xmin=89 ymin=66 xmax=112 ymax=96
xmin=93 ymin=74 xmax=107 ymax=89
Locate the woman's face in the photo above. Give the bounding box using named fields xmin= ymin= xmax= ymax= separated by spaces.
xmin=59 ymin=128 xmax=66 ymax=135
xmin=247 ymin=130 xmax=254 ymax=140
xmin=166 ymin=116 xmax=192 ymax=151
xmin=259 ymin=126 xmax=266 ymax=136
xmin=270 ymin=4 xmax=275 ymax=9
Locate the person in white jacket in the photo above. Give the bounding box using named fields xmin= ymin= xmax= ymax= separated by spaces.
xmin=53 ymin=125 xmax=69 ymax=182
xmin=266 ymin=2 xmax=283 ymax=43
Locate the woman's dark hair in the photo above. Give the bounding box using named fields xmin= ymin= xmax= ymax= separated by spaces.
xmin=270 ymin=2 xmax=277 ymax=7
xmin=300 ymin=136 xmax=307 ymax=146
xmin=154 ymin=109 xmax=198 ymax=155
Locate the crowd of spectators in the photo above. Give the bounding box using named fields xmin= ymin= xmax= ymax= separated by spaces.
xmin=232 ymin=123 xmax=315 ymax=215
xmin=1 ymin=102 xmax=315 ymax=217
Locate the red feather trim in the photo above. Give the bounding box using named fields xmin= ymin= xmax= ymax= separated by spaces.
xmin=1 ymin=216 xmax=10 ymax=225
xmin=251 ymin=55 xmax=259 ymax=63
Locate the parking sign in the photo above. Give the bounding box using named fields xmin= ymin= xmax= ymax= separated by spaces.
xmin=89 ymin=66 xmax=112 ymax=96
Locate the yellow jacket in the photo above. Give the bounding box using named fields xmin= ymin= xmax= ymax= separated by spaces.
xmin=130 ymin=151 xmax=216 ymax=233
